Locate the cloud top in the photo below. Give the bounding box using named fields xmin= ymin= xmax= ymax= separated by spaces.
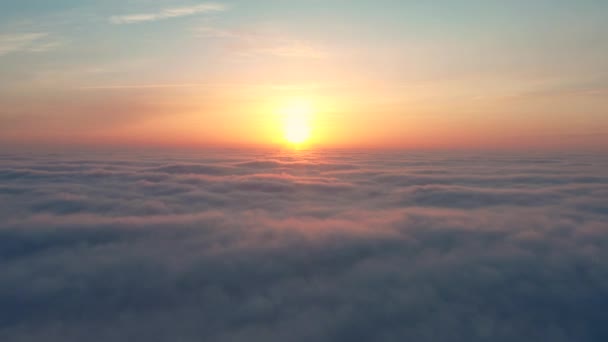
xmin=0 ymin=149 xmax=607 ymax=341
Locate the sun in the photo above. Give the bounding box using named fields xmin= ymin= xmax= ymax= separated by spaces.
xmin=284 ymin=115 xmax=310 ymax=144
xmin=281 ymin=99 xmax=312 ymax=145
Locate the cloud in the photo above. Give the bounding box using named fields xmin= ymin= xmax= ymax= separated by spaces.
xmin=256 ymin=41 xmax=327 ymax=59
xmin=195 ymin=26 xmax=328 ymax=59
xmin=0 ymin=150 xmax=607 ymax=341
xmin=0 ymin=33 xmax=61 ymax=57
xmin=110 ymin=3 xmax=227 ymax=24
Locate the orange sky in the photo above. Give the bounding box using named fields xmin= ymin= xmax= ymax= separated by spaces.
xmin=1 ymin=1 xmax=607 ymax=150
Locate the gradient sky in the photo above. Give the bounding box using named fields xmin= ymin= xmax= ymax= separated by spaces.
xmin=1 ymin=0 xmax=607 ymax=149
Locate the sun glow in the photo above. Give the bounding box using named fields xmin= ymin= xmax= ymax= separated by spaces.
xmin=282 ymin=99 xmax=312 ymax=145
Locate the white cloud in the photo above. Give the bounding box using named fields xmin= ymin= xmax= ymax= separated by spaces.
xmin=110 ymin=3 xmax=227 ymax=24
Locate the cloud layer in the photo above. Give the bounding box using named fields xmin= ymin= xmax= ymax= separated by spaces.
xmin=1 ymin=149 xmax=607 ymax=341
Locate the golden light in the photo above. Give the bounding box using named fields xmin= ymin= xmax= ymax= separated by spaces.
xmin=281 ymin=99 xmax=312 ymax=145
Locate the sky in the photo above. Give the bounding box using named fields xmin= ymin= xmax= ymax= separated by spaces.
xmin=1 ymin=0 xmax=607 ymax=149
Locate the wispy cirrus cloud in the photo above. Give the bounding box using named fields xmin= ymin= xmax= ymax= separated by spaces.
xmin=195 ymin=26 xmax=328 ymax=59
xmin=0 ymin=32 xmax=60 ymax=57
xmin=110 ymin=2 xmax=227 ymax=24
